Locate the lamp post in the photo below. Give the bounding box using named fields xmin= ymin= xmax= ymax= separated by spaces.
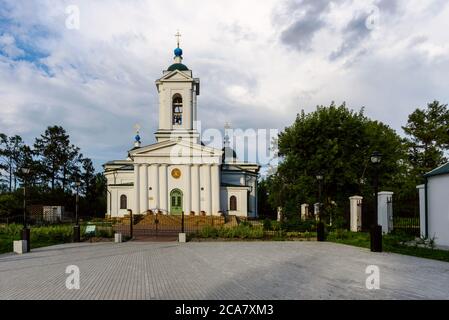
xmin=316 ymin=172 xmax=325 ymax=241
xmin=21 ymin=168 xmax=31 ymax=252
xmin=370 ymin=151 xmax=382 ymax=252
xmin=73 ymin=178 xmax=81 ymax=242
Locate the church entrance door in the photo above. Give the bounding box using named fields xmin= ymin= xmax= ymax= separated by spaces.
xmin=170 ymin=189 xmax=183 ymax=215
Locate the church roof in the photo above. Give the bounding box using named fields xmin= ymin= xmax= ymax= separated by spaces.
xmin=167 ymin=63 xmax=189 ymax=71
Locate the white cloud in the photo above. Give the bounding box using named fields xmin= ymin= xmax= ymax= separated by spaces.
xmin=0 ymin=0 xmax=449 ymax=170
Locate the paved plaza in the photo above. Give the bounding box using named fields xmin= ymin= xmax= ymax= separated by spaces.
xmin=1 ymin=241 xmax=448 ymax=299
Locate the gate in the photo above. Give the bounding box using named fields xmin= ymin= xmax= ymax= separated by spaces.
xmin=113 ymin=212 xmax=229 ymax=241
xmin=392 ymin=194 xmax=420 ymax=236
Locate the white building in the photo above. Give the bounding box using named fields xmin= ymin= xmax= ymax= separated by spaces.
xmin=103 ymin=42 xmax=260 ymax=218
xmin=417 ymin=162 xmax=449 ymax=248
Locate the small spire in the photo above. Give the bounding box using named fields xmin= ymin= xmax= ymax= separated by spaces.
xmin=223 ymin=122 xmax=231 ymax=148
xmin=175 ymin=30 xmax=181 ymax=48
xmin=173 ymin=30 xmax=183 ymax=63
xmin=134 ymin=123 xmax=141 ymax=148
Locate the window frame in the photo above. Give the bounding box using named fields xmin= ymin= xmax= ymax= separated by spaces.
xmin=229 ymin=195 xmax=237 ymax=211
xmin=120 ymin=194 xmax=127 ymax=209
xmin=172 ymin=94 xmax=183 ymax=125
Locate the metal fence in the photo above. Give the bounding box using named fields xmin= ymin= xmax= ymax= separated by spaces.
xmin=393 ymin=194 xmax=420 ymax=236
xmin=113 ymin=213 xmax=240 ymax=240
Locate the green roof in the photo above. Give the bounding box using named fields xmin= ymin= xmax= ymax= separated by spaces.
xmin=167 ymin=63 xmax=189 ymax=71
xmin=424 ymin=162 xmax=449 ymax=178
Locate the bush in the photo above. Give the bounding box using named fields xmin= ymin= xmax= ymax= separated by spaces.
xmin=199 ymin=225 xmax=219 ymax=238
xmin=263 ymin=218 xmax=272 ymax=230
xmin=281 ymin=218 xmax=316 ymax=232
xmin=196 ymin=224 xmax=264 ymax=239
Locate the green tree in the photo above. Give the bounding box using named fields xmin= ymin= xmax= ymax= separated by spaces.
xmin=34 ymin=126 xmax=80 ymax=190
xmin=402 ymin=100 xmax=449 ymax=182
xmin=0 ymin=134 xmax=29 ymax=191
xmin=268 ymin=102 xmax=406 ymax=222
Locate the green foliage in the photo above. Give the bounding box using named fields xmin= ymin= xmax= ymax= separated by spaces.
xmin=402 ymin=100 xmax=449 ymax=183
xmin=257 ymin=179 xmax=276 ymax=219
xmin=327 ymin=230 xmax=449 ymax=263
xmin=263 ymin=218 xmax=272 ymax=230
xmin=0 ymin=126 xmax=106 ymax=218
xmin=197 ymin=224 xmax=264 ymax=239
xmin=0 ymin=193 xmax=21 ymax=216
xmin=267 ymin=102 xmax=407 ymax=226
xmin=281 ymin=218 xmax=316 ymax=232
xmin=0 ymin=223 xmax=74 ymax=253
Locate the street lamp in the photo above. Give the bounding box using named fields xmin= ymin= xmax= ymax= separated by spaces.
xmin=316 ymin=172 xmax=325 ymax=241
xmin=370 ymin=151 xmax=382 ymax=252
xmin=21 ymin=167 xmax=31 ymax=252
xmin=73 ymin=178 xmax=81 ymax=242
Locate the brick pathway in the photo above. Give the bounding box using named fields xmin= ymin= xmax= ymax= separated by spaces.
xmin=0 ymin=241 xmax=448 ymax=299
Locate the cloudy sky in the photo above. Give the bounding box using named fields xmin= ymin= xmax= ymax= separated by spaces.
xmin=1 ymin=0 xmax=449 ymax=171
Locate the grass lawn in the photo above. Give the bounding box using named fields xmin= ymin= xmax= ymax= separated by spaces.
xmin=327 ymin=230 xmax=449 ymax=263
xmin=0 ymin=224 xmax=74 ymax=254
xmin=0 ymin=223 xmax=114 ymax=254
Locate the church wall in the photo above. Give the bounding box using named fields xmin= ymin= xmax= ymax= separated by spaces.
xmin=220 ymin=187 xmax=248 ymax=217
xmin=108 ymin=186 xmax=134 ymax=218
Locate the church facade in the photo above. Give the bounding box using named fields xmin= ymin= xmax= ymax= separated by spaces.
xmin=103 ymin=42 xmax=260 ymax=218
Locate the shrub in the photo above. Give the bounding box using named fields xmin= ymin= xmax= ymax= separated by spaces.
xmin=240 ymin=220 xmax=252 ymax=227
xmin=263 ymin=218 xmax=272 ymax=231
xmin=199 ymin=225 xmax=219 ymax=238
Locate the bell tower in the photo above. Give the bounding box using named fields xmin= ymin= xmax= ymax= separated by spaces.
xmin=154 ymin=32 xmax=200 ymax=144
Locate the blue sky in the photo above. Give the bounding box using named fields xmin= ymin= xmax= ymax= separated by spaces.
xmin=1 ymin=0 xmax=449 ymax=173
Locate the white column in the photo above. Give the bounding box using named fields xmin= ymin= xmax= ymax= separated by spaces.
xmin=417 ymin=184 xmax=426 ymax=237
xmin=160 ymin=164 xmax=168 ymax=213
xmin=211 ymin=164 xmax=220 ymax=215
xmin=277 ymin=207 xmax=283 ymax=222
xmin=141 ymin=164 xmax=149 ymax=213
xmin=152 ymin=164 xmax=159 ymax=210
xmin=185 ymin=164 xmax=191 ymax=215
xmin=349 ymin=196 xmax=363 ymax=232
xmin=204 ymin=165 xmax=212 ymax=215
xmin=191 ymin=164 xmax=200 ymax=214
xmin=314 ymin=203 xmax=320 ymax=221
xmin=134 ymin=164 xmax=140 ymax=215
xmin=378 ymin=191 xmax=394 ymax=234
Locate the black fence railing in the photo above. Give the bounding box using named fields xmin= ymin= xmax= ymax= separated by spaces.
xmin=392 ymin=216 xmax=420 ymax=236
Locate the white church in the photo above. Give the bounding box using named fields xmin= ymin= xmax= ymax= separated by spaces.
xmin=104 ymin=39 xmax=260 ymax=218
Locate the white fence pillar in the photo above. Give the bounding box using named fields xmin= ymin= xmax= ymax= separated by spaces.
xmin=349 ymin=196 xmax=363 ymax=232
xmin=378 ymin=191 xmax=394 ymax=234
xmin=314 ymin=203 xmax=320 ymax=221
xmin=300 ymin=204 xmax=309 ymax=221
xmin=416 ymin=184 xmax=426 ymax=237
xmin=277 ymin=207 xmax=283 ymax=222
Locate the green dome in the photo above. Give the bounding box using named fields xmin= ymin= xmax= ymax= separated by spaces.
xmin=167 ymin=63 xmax=189 ymax=71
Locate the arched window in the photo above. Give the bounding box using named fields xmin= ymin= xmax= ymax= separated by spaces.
xmin=172 ymin=94 xmax=183 ymax=125
xmin=120 ymin=195 xmax=127 ymax=209
xmin=230 ymin=196 xmax=237 ymax=211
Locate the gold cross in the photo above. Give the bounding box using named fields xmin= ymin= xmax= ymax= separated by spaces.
xmin=175 ymin=30 xmax=181 ymax=48
xmin=134 ymin=123 xmax=141 ymax=134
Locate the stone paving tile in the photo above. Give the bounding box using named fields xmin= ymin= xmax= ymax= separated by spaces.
xmin=0 ymin=241 xmax=448 ymax=299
